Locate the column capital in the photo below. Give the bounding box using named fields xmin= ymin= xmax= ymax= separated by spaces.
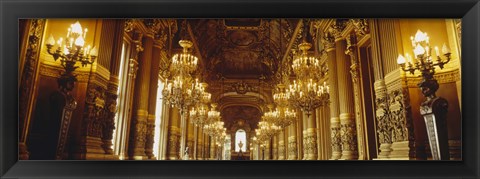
xmin=321 ymin=31 xmax=336 ymax=52
xmin=329 ymin=19 xmax=349 ymax=41
xmin=350 ymin=19 xmax=370 ymax=37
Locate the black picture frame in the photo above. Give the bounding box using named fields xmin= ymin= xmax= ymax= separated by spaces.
xmin=1 ymin=0 xmax=479 ymax=178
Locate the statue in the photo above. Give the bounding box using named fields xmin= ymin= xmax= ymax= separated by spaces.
xmin=183 ymin=147 xmax=189 ymax=160
xmin=238 ymin=141 xmax=244 ymax=152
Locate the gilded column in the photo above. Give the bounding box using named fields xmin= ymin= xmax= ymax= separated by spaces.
xmin=305 ymin=112 xmax=318 ymax=160
xmin=370 ymin=19 xmax=392 ymax=159
xmin=287 ymin=120 xmax=298 ymax=160
xmin=19 ymin=19 xmax=46 ymax=159
xmin=322 ymin=29 xmax=342 ymax=160
xmin=186 ymin=118 xmax=195 ymax=160
xmin=272 ymin=136 xmax=278 ymax=160
xmin=129 ymin=35 xmax=154 ymax=160
xmin=102 ymin=20 xmax=125 ymax=159
xmin=277 ymin=130 xmax=286 ymax=160
xmin=167 ymin=107 xmax=181 ymax=160
xmin=196 ymin=126 xmax=203 ymax=160
xmin=144 ymin=42 xmax=162 ymax=160
xmin=158 ymin=102 xmax=170 ymax=160
xmin=297 ymin=110 xmax=304 ymax=159
xmin=345 ymin=34 xmax=368 ymax=160
xmin=331 ymin=19 xmax=358 ymax=160
xmin=209 ymin=137 xmax=216 ymax=160
xmin=302 ymin=111 xmax=308 ymax=160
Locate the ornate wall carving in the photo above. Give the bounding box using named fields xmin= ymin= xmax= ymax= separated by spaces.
xmin=340 ymin=123 xmax=358 ymax=152
xmin=330 ymin=126 xmax=342 ymax=155
xmin=19 ymin=19 xmax=46 ymax=159
xmin=389 ymin=89 xmax=413 ymax=142
xmin=82 ymin=83 xmax=106 ymax=138
xmin=102 ymin=81 xmax=118 ymax=154
xmin=287 ymin=136 xmax=297 ymax=159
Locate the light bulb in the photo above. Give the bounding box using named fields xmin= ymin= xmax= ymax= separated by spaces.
xmin=90 ymin=46 xmax=98 ymax=56
xmin=74 ymin=36 xmax=85 ymax=47
xmin=413 ymin=44 xmax=425 ymax=56
xmin=442 ymin=43 xmax=450 ymax=54
xmin=71 ymin=21 xmax=83 ymax=35
xmin=414 ymin=29 xmax=427 ymax=43
xmin=397 ymin=54 xmax=406 ymax=64
xmin=46 ymin=34 xmax=55 ymax=46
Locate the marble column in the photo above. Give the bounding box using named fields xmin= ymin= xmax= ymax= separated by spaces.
xmin=129 ymin=36 xmax=154 ymax=160
xmin=331 ymin=20 xmax=358 ymax=160
xmin=322 ymin=31 xmax=342 ymax=160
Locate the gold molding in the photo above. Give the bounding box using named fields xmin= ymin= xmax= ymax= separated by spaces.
xmin=406 ymin=69 xmax=460 ymax=87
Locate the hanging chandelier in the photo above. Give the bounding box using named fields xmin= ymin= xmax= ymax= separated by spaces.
xmin=271 ymin=84 xmax=297 ymax=128
xmin=291 ymin=42 xmax=321 ymax=81
xmin=170 ymin=40 xmax=198 ymax=77
xmin=254 ymin=120 xmax=281 ymax=144
xmin=189 ymin=83 xmax=212 ymax=127
xmin=287 ymin=79 xmax=329 ymax=116
xmin=162 ymin=76 xmax=204 ymax=114
xmin=287 ymin=20 xmax=329 ymax=116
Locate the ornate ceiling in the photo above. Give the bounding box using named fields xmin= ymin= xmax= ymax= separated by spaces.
xmin=188 ymin=19 xmax=298 ymax=81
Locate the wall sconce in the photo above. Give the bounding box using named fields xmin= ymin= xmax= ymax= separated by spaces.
xmin=45 ymin=21 xmax=97 ymax=92
xmin=397 ymin=29 xmax=450 ymax=160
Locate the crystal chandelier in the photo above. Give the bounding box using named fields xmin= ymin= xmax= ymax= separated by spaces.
xmin=287 ymin=79 xmax=329 ymax=116
xmin=291 ymin=42 xmax=321 ymax=80
xmin=45 ymin=21 xmax=98 ymax=91
xmin=271 ymin=84 xmax=297 ymax=128
xmin=189 ymin=83 xmax=212 ymax=127
xmin=162 ymin=76 xmax=204 ymax=114
xmin=207 ymin=103 xmax=221 ymax=125
xmin=254 ymin=120 xmax=281 ymax=143
xmin=170 ymin=40 xmax=198 ymax=77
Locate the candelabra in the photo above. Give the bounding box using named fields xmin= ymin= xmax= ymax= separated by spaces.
xmin=287 ymin=79 xmax=329 ymax=116
xmin=45 ymin=21 xmax=98 ymax=92
xmin=396 ymin=29 xmax=451 ymax=160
